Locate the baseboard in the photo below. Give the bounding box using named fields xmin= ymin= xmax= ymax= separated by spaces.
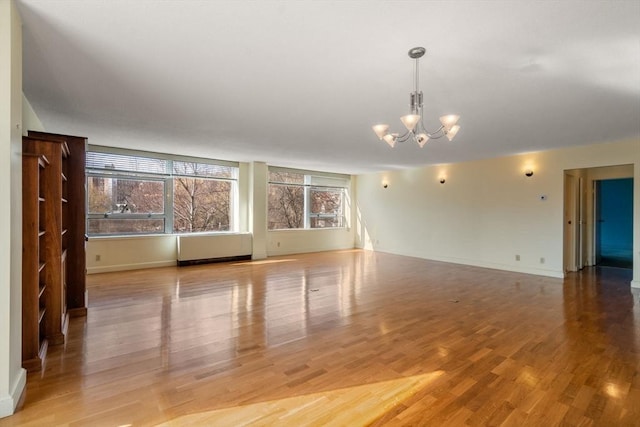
xmin=369 ymin=248 xmax=566 ymax=279
xmin=87 ymin=260 xmax=176 ymax=274
xmin=68 ymin=307 xmax=88 ymax=318
xmin=267 ymin=244 xmax=354 ymax=258
xmin=0 ymin=368 xmax=26 ymax=419
xmin=177 ymin=254 xmax=251 ymax=266
xmin=632 ymin=280 xmax=640 ymax=289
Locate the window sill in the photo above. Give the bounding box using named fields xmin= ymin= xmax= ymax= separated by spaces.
xmin=87 ymin=231 xmax=250 ymax=241
xmin=268 ymin=228 xmax=350 ymax=233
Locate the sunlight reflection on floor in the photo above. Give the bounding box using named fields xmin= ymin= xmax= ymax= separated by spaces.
xmin=159 ymin=371 xmax=444 ymax=426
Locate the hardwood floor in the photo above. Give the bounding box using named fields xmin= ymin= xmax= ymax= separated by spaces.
xmin=2 ymin=250 xmax=639 ymax=426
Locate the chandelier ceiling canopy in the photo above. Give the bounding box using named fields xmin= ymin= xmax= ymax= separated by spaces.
xmin=373 ymin=47 xmax=460 ymax=148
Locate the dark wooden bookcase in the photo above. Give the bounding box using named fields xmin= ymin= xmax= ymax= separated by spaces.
xmin=21 ymin=154 xmax=49 ymax=371
xmin=22 ymin=132 xmax=87 ymax=372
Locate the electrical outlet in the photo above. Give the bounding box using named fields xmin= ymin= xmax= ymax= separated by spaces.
xmin=515 ymin=254 xmax=520 ymax=261
xmin=95 ymin=254 xmax=101 ymax=262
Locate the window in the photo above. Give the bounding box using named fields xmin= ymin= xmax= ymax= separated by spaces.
xmin=87 ymin=176 xmax=165 ymax=234
xmin=87 ymin=148 xmax=238 ymax=236
xmin=309 ymin=187 xmax=344 ymax=228
xmin=268 ymin=168 xmax=349 ymax=230
xmin=172 ymin=161 xmax=235 ymax=233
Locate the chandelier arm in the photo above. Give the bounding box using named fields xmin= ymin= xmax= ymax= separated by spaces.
xmin=416 ymin=120 xmax=446 ymax=138
xmin=395 ymin=131 xmax=413 ymax=143
xmin=425 ymin=125 xmax=447 ymax=138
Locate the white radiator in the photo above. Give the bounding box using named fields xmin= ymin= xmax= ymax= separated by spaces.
xmin=176 ymin=233 xmax=252 ymax=264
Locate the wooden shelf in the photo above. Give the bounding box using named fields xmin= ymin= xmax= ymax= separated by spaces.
xmin=22 ymin=132 xmax=87 ymax=373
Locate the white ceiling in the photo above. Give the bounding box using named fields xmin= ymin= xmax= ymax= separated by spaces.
xmin=17 ymin=0 xmax=640 ymax=175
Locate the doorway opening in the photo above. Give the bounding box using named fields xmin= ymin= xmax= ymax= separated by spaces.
xmin=595 ymin=178 xmax=634 ymax=269
xmin=563 ymin=165 xmax=634 ymax=273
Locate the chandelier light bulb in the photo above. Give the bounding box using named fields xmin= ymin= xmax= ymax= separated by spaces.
xmin=416 ymin=133 xmax=429 ymax=148
xmin=382 ymin=134 xmax=397 ymax=148
xmin=400 ymin=114 xmax=420 ymax=131
xmin=439 ymin=114 xmax=460 ymax=131
xmin=445 ymin=125 xmax=460 ymax=141
xmin=372 ymin=124 xmax=389 ymax=139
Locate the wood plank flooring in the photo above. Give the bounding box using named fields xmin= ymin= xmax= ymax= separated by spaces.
xmin=2 ymin=250 xmax=638 ymax=426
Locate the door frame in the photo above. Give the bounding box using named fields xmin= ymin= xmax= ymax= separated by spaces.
xmin=564 ymin=172 xmax=580 ymax=272
xmin=564 ymin=164 xmax=634 ymax=275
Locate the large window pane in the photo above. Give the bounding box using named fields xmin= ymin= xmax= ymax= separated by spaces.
xmin=88 ymin=218 xmax=165 ymax=234
xmin=268 ymin=184 xmax=304 ymax=229
xmin=87 ymin=149 xmax=239 ymax=236
xmin=88 ymin=177 xmax=164 ymax=214
xmin=174 ymin=178 xmax=232 ymax=232
xmin=310 ymin=187 xmax=344 ymax=228
xmin=268 ymin=169 xmax=349 ymax=230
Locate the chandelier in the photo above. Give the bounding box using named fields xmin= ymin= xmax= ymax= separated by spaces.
xmin=372 ymin=47 xmax=460 ymax=148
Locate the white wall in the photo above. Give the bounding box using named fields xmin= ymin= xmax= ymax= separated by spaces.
xmin=355 ymin=138 xmax=640 ymax=286
xmin=21 ymin=94 xmax=44 ymax=133
xmin=87 ymin=235 xmax=177 ymax=274
xmin=267 ymin=228 xmax=354 ymax=256
xmin=0 ymin=0 xmax=26 ymax=417
xmin=249 ymin=162 xmax=268 ymax=260
xmin=238 ymin=163 xmax=250 ymax=233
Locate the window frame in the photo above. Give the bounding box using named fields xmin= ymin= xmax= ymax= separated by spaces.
xmin=86 ymin=146 xmax=239 ymax=236
xmin=267 ymin=167 xmax=349 ymax=231
xmin=308 ymin=186 xmax=345 ymax=229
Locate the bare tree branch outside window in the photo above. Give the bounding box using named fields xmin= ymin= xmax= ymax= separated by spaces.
xmin=173 ymin=162 xmax=231 ymax=232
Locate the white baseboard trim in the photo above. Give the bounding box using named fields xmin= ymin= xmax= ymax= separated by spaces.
xmin=87 ymin=260 xmax=176 ymax=274
xmin=631 ymin=280 xmax=640 ymax=289
xmin=369 ymin=248 xmax=566 ymax=279
xmin=267 ymin=244 xmax=354 ymax=258
xmin=0 ymin=368 xmax=26 ymax=419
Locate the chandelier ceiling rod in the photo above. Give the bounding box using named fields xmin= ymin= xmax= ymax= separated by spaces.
xmin=372 ymin=47 xmax=461 ymax=148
